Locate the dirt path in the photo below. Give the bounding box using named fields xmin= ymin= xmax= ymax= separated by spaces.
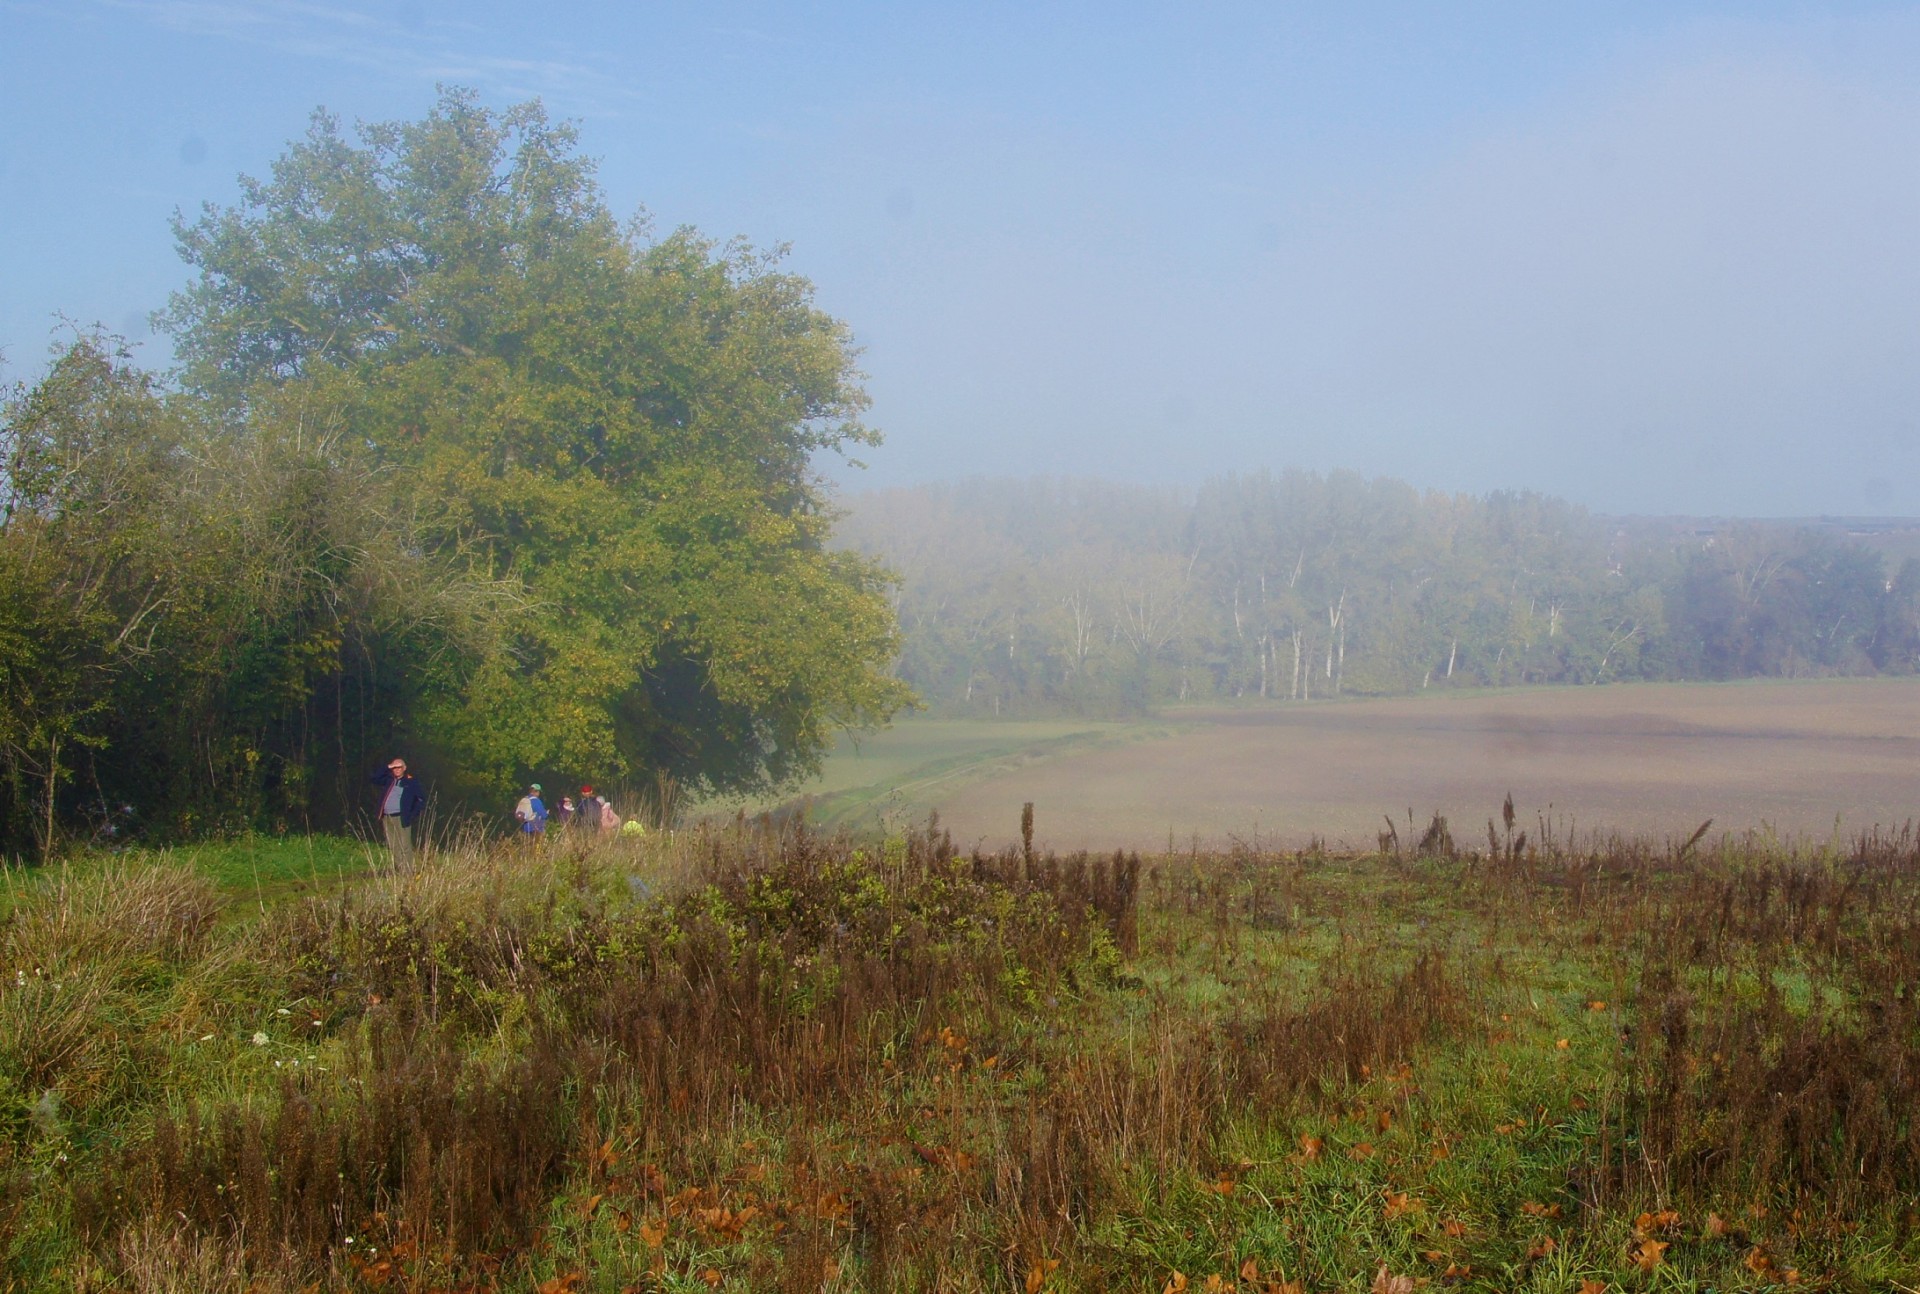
xmin=920 ymin=679 xmax=1920 ymax=852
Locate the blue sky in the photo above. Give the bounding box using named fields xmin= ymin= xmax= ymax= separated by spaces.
xmin=4 ymin=1 xmax=1919 ymax=514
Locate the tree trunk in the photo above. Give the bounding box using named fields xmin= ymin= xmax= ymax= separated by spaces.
xmin=42 ymin=734 xmax=60 ymax=864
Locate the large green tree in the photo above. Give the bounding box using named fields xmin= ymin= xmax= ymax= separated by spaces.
xmin=163 ymin=89 xmax=909 ymax=800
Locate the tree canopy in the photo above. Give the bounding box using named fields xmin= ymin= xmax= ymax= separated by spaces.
xmin=0 ymin=89 xmax=910 ymax=854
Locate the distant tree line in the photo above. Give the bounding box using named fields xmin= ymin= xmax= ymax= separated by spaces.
xmin=841 ymin=475 xmax=1920 ymax=717
xmin=0 ymin=91 xmax=907 ymax=856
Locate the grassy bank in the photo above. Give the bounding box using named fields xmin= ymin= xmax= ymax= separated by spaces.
xmin=3 ymin=819 xmax=1918 ymax=1290
xmin=700 ymin=717 xmax=1162 ymax=829
xmin=1 ymin=834 xmax=379 ymax=921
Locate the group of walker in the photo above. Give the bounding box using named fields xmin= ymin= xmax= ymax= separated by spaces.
xmin=369 ymin=757 xmax=641 ymax=871
xmin=512 ymin=782 xmax=635 ymax=839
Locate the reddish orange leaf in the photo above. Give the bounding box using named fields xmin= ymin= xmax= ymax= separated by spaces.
xmin=1163 ymin=1272 xmax=1190 ymax=1294
xmin=1297 ymin=1134 xmax=1324 ymax=1161
xmin=1025 ymin=1258 xmax=1060 ymax=1293
xmin=1633 ymin=1209 xmax=1680 ymax=1236
xmin=1632 ymin=1239 xmax=1669 ymax=1272
xmin=1523 ymin=1237 xmax=1556 ymax=1261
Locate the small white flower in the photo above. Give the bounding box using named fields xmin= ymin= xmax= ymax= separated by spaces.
xmin=199 ymin=1034 xmax=214 ymax=1042
xmin=276 ymin=1008 xmax=292 ymax=1016
xmin=251 ymin=1031 xmax=269 ymax=1046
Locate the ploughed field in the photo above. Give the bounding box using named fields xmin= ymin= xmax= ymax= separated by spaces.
xmin=809 ymin=679 xmax=1920 ymax=851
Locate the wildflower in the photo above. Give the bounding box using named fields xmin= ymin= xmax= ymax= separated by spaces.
xmin=251 ymin=1031 xmax=269 ymax=1046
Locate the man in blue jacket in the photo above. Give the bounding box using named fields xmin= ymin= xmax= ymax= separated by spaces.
xmin=370 ymin=757 xmax=425 ymax=871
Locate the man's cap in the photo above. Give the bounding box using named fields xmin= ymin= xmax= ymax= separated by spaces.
xmin=581 ymin=784 xmax=595 ymax=794
xmin=530 ymin=783 xmax=542 ymax=792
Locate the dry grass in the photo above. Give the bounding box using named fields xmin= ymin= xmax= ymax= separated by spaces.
xmin=6 ymin=812 xmax=1920 ymax=1289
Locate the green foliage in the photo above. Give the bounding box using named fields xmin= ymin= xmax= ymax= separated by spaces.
xmin=163 ymin=89 xmax=909 ymax=800
xmin=0 ymin=88 xmax=910 ymax=852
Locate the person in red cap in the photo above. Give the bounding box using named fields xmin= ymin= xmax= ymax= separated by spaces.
xmin=575 ymin=785 xmax=604 ymax=834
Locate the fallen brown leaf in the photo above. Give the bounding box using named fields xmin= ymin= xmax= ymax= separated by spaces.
xmin=1369 ymin=1265 xmax=1416 ymax=1294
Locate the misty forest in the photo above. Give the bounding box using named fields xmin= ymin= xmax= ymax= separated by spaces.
xmin=846 ymin=477 xmax=1920 ymax=717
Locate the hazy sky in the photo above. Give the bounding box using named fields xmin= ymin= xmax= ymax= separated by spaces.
xmin=4 ymin=1 xmax=1919 ymax=515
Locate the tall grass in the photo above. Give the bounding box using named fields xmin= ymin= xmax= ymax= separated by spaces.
xmin=4 ymin=816 xmax=1919 ymax=1289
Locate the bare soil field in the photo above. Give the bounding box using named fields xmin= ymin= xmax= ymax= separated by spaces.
xmin=909 ymin=678 xmax=1920 ymax=851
